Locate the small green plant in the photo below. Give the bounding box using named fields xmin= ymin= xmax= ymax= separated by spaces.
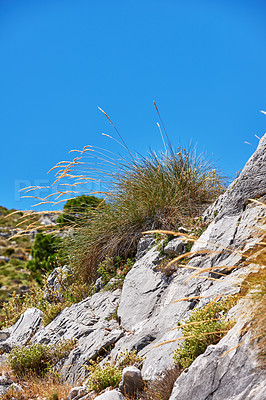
xmin=85 ymin=360 xmax=122 ymax=393
xmin=85 ymin=349 xmax=145 ymax=393
xmin=8 ymin=338 xmax=76 ymax=377
xmin=97 ymin=256 xmax=134 ymax=290
xmin=97 ymin=257 xmax=116 ymax=285
xmin=48 ymin=393 xmax=59 ymax=400
xmin=116 ymin=348 xmax=145 ymax=369
xmin=42 ymin=302 xmax=66 ymax=326
xmin=173 ymin=296 xmax=237 ymax=369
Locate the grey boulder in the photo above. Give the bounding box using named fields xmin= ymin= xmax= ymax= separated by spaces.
xmin=94 ymin=389 xmax=126 ymax=400
xmin=119 ymin=366 xmax=144 ymax=396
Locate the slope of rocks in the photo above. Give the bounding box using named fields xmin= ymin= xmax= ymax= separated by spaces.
xmin=1 ymin=135 xmax=266 ymax=399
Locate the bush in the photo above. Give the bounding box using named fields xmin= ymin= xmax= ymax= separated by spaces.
xmin=116 ymin=348 xmax=145 ymax=369
xmin=26 ymin=233 xmax=63 ymax=284
xmin=173 ymin=296 xmax=237 ymax=369
xmin=85 ymin=360 xmax=122 ymax=393
xmin=57 ymin=195 xmax=103 ymax=228
xmin=97 ymin=256 xmax=134 ymax=290
xmin=8 ymin=339 xmax=76 ymax=377
xmin=61 ymin=146 xmax=224 ymax=283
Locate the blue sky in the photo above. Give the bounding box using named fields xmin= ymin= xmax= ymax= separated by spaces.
xmin=1 ymin=0 xmax=266 ymax=210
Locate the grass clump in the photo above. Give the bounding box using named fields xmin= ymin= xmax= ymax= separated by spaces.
xmin=8 ymin=338 xmax=76 ymax=377
xmin=173 ymin=296 xmax=237 ymax=369
xmin=60 ymin=145 xmax=224 ymax=284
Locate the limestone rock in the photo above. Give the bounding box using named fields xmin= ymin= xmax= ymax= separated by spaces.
xmin=33 ymin=290 xmax=123 ymax=383
xmin=204 ymin=134 xmax=266 ymax=222
xmin=169 ymin=320 xmax=266 ymax=400
xmin=94 ymin=389 xmax=126 ymax=400
xmin=44 ymin=264 xmax=71 ymax=301
xmin=135 ymin=234 xmax=155 ymax=261
xmin=163 ymin=238 xmax=186 ymax=256
xmin=68 ymin=385 xmax=88 ymax=400
xmin=0 ymin=372 xmax=23 ymax=397
xmin=119 ymin=366 xmax=144 ymax=396
xmin=0 ymin=307 xmax=43 ymax=352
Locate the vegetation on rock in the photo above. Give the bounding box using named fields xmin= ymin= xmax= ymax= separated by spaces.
xmin=8 ymin=338 xmax=76 ymax=377
xmin=173 ymin=296 xmax=237 ymax=369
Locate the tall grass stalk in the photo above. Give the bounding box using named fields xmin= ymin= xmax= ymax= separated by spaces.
xmin=21 ymin=110 xmax=224 ymax=283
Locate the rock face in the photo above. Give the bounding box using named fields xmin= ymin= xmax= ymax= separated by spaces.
xmin=33 ymin=290 xmax=122 ymax=383
xmin=0 ymin=372 xmax=23 ymax=397
xmin=0 ymin=308 xmax=43 ymax=352
xmin=1 ymin=134 xmax=266 ymax=398
xmin=169 ymin=319 xmax=265 ymax=400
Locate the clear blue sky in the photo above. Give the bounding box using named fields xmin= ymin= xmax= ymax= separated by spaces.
xmin=1 ymin=0 xmax=266 ymax=210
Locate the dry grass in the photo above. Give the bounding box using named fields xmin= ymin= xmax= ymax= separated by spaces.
xmin=1 ymin=370 xmax=71 ymax=400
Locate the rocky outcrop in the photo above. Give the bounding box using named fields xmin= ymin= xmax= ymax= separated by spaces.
xmin=0 ymin=307 xmax=43 ymax=352
xmin=33 ymin=290 xmax=123 ymax=383
xmin=0 ymin=372 xmax=22 ymax=398
xmin=119 ymin=366 xmax=144 ymax=396
xmin=169 ymin=319 xmax=265 ymax=400
xmin=0 ymin=135 xmax=266 ymax=398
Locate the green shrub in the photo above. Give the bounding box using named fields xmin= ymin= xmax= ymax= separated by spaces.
xmin=85 ymin=360 xmax=122 ymax=392
xmin=26 ymin=233 xmax=64 ymax=284
xmin=173 ymin=296 xmax=237 ymax=369
xmin=85 ymin=349 xmax=145 ymax=393
xmin=97 ymin=256 xmax=134 ymax=290
xmin=57 ymin=195 xmax=103 ymax=228
xmin=42 ymin=302 xmax=66 ymax=326
xmin=8 ymin=339 xmax=76 ymax=377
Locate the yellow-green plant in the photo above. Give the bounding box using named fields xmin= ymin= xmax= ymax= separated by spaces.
xmin=173 ymin=296 xmax=237 ymax=369
xmin=85 ymin=360 xmax=122 ymax=393
xmin=8 ymin=338 xmax=76 ymax=377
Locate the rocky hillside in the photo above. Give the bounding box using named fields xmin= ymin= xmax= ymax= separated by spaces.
xmin=0 ymin=135 xmax=265 ymax=399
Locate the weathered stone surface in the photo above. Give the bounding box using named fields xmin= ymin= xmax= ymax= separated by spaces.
xmin=68 ymin=385 xmax=88 ymax=400
xmin=163 ymin=238 xmax=186 ymax=256
xmin=33 ymin=290 xmax=123 ymax=383
xmin=94 ymin=389 xmax=126 ymax=400
xmin=169 ymin=320 xmax=266 ymax=400
xmin=45 ymin=264 xmax=71 ymax=301
xmin=204 ymin=134 xmax=266 ymax=221
xmin=0 ymin=307 xmax=43 ymax=351
xmin=119 ymin=366 xmax=144 ymax=396
xmin=0 ymin=372 xmax=23 ymax=397
xmin=117 ymin=246 xmax=167 ymax=332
